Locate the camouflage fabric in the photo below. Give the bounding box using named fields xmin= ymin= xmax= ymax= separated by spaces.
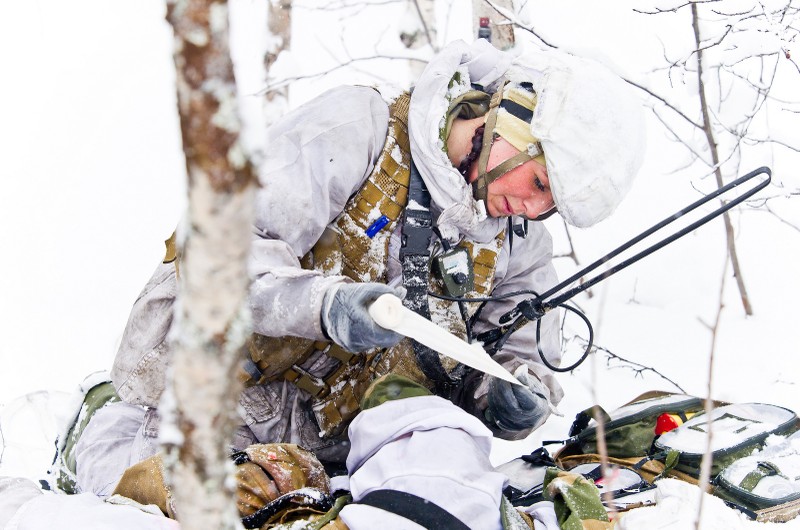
xmin=543 ymin=467 xmax=614 ymax=530
xmin=112 ymin=454 xmax=175 ymax=518
xmin=113 ymin=444 xmax=331 ymax=526
xmin=56 ymin=381 xmax=120 ymax=493
xmin=360 ymin=374 xmax=432 ymax=410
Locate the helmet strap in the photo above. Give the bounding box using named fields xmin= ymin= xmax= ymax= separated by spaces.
xmin=470 ymin=80 xmax=538 ymax=203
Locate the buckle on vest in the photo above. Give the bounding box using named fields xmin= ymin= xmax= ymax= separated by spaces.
xmin=284 ymin=365 xmax=330 ymax=399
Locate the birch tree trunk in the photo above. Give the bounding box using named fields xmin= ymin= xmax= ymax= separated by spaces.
xmin=265 ymin=0 xmax=292 ymax=125
xmin=401 ymin=0 xmax=437 ymax=80
xmin=472 ymin=0 xmax=515 ymax=50
xmin=163 ymin=1 xmax=256 ymax=528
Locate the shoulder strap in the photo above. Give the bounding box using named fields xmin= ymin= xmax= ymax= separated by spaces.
xmin=400 ymin=163 xmax=456 ymax=389
xmin=357 ymin=489 xmax=470 ymax=530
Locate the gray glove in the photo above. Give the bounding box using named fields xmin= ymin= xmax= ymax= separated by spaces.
xmin=486 ymin=369 xmax=551 ymax=432
xmin=321 ymin=283 xmax=404 ymax=353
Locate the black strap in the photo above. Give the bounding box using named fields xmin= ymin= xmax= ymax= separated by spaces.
xmin=240 ymin=489 xmax=334 ymax=529
xmin=358 ymin=489 xmax=470 ymax=530
xmin=400 ymin=162 xmax=463 ymax=391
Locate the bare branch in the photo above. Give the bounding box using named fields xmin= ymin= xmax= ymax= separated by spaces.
xmin=577 ymin=339 xmax=686 ymax=393
xmin=410 ymin=0 xmax=436 ymax=51
xmin=634 ymin=0 xmax=721 ymax=16
xmin=711 ymin=6 xmax=756 ymax=17
xmin=259 ymin=54 xmax=428 ymax=94
xmin=624 ymin=78 xmax=705 ymax=131
xmin=294 ymin=0 xmax=403 ymax=10
xmin=480 ymin=0 xmax=557 ymax=48
xmin=552 ymin=220 xmax=593 ymax=298
xmin=763 ymin=202 xmax=800 ymax=232
xmin=651 ymin=106 xmax=711 ymax=165
xmin=694 ymin=246 xmax=729 ymax=528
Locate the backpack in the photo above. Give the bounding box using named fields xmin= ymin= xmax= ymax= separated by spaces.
xmin=652 ymin=402 xmax=798 ymax=478
xmin=546 ymin=392 xmax=800 ymax=522
xmin=711 ymin=430 xmax=800 ymax=522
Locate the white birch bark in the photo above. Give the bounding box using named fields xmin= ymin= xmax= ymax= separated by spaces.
xmin=265 ymin=0 xmax=292 ymax=125
xmin=163 ymin=1 xmax=256 ymax=528
xmin=472 ymin=0 xmax=515 ymax=50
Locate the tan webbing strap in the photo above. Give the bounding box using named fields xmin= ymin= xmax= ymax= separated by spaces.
xmin=163 ymin=231 xmax=180 ymax=279
xmin=461 ymin=234 xmax=506 ymax=296
xmin=242 ymin=95 xmax=414 ymax=388
xmin=336 ymin=92 xmax=412 ymax=283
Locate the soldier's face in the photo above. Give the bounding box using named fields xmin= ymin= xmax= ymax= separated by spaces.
xmin=467 ymin=137 xmax=555 ymax=219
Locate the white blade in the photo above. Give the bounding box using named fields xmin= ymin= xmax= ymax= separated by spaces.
xmin=369 ymin=294 xmax=522 ymax=386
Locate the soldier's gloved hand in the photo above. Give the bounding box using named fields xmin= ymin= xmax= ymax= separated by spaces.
xmin=234 ymin=444 xmax=331 ymax=517
xmin=486 ymin=369 xmax=551 ymax=432
xmin=236 ymin=462 xmax=281 ymax=516
xmin=321 ymin=282 xmax=403 ymax=353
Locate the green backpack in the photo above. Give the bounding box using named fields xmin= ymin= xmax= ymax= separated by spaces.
xmin=711 ymin=430 xmax=800 ymax=522
xmin=652 ymin=402 xmax=798 ymax=478
xmin=552 ymin=392 xmax=800 ymax=522
xmin=563 ymin=391 xmax=706 ymax=459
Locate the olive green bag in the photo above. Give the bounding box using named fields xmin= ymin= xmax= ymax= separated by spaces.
xmin=711 ymin=433 xmax=800 ymax=523
xmin=554 ymin=392 xmax=800 ymax=521
xmin=652 ymin=402 xmax=798 ymax=479
xmin=559 ymin=391 xmax=707 ymax=459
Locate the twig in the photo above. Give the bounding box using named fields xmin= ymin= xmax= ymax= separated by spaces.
xmin=694 ymin=242 xmax=729 ymax=529
xmin=634 ymin=0 xmax=721 ymax=15
xmin=259 ymin=54 xmax=428 ymax=94
xmin=764 ymin=202 xmax=800 ymax=232
xmin=481 ymin=0 xmax=557 ymax=48
xmin=410 ymin=0 xmax=436 ymax=51
xmin=572 ymin=338 xmax=686 ymax=393
xmin=624 ymin=78 xmax=705 ymax=131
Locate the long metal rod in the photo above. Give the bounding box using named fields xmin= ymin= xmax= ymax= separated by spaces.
xmin=535 ymin=166 xmax=770 ymax=315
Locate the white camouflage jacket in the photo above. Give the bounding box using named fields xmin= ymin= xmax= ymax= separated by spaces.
xmin=110 ymin=40 xmax=564 ymax=462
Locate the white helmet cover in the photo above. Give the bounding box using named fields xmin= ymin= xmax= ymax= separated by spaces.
xmin=508 ymin=51 xmax=646 ymax=228
xmin=409 ymin=40 xmax=646 ymax=237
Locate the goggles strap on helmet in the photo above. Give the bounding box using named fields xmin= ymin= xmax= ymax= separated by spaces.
xmin=471 ymin=80 xmax=540 ymax=203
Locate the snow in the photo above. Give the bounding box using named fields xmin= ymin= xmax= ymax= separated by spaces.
xmin=1 ymin=0 xmax=799 ymax=528
xmin=721 ymin=432 xmax=800 ymax=496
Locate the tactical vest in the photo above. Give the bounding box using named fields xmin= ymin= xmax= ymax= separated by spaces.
xmin=167 ymin=92 xmax=506 ymax=438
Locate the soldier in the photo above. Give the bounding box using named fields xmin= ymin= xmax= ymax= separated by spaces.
xmin=68 ymin=38 xmax=645 ymax=497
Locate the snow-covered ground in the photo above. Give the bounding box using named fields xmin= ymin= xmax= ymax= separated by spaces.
xmin=1 ymin=0 xmax=798 ymax=528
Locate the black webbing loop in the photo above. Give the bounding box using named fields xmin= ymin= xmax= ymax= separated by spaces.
xmin=357 ymin=489 xmax=471 ymax=530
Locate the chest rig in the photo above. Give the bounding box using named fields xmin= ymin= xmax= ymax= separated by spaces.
xmin=167 ymin=92 xmax=505 ymax=438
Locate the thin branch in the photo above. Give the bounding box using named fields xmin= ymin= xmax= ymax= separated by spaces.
xmin=259 ymin=54 xmax=428 ymax=94
xmin=294 ymin=0 xmax=402 ymax=10
xmin=651 ymin=106 xmax=711 ymax=166
xmin=410 ymin=0 xmax=436 ymax=51
xmin=599 ymin=345 xmax=686 ymax=393
xmin=481 ymin=0 xmax=557 ymax=48
xmin=764 ymin=202 xmax=800 ymax=232
xmin=634 ymin=0 xmax=721 ymax=15
xmin=624 ymin=78 xmax=705 ymax=131
xmin=694 ymin=245 xmax=729 ymax=529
